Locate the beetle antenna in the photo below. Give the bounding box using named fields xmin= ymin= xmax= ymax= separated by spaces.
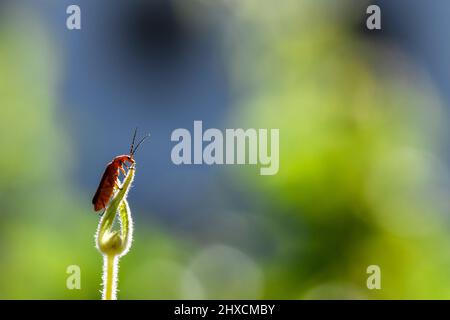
xmin=131 ymin=133 xmax=150 ymax=156
xmin=130 ymin=127 xmax=138 ymax=155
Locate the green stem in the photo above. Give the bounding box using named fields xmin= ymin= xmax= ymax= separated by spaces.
xmin=103 ymin=255 xmax=118 ymax=300
xmin=96 ymin=166 xmax=135 ymax=300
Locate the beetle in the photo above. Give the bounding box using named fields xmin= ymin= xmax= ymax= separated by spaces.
xmin=92 ymin=128 xmax=149 ymax=212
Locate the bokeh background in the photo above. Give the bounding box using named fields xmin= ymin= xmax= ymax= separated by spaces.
xmin=0 ymin=0 xmax=449 ymax=299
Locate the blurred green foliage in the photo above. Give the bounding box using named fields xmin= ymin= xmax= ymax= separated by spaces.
xmin=227 ymin=0 xmax=450 ymax=299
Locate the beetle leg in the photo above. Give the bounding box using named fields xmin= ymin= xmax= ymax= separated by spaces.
xmin=120 ymin=166 xmax=126 ymax=176
xmin=115 ymin=180 xmax=123 ymax=190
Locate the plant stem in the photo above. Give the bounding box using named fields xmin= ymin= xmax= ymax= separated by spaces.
xmin=103 ymin=255 xmax=118 ymax=300
xmin=96 ymin=167 xmax=135 ymax=300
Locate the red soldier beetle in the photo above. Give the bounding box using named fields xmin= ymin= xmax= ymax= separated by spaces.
xmin=92 ymin=128 xmax=149 ymax=213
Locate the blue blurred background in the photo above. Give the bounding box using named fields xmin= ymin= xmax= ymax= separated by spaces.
xmin=0 ymin=0 xmax=449 ymax=299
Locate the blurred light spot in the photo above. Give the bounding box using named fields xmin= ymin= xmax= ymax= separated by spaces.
xmin=366 ymin=147 xmax=449 ymax=236
xmin=183 ymin=244 xmax=263 ymax=299
xmin=180 ymin=269 xmax=205 ymax=299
